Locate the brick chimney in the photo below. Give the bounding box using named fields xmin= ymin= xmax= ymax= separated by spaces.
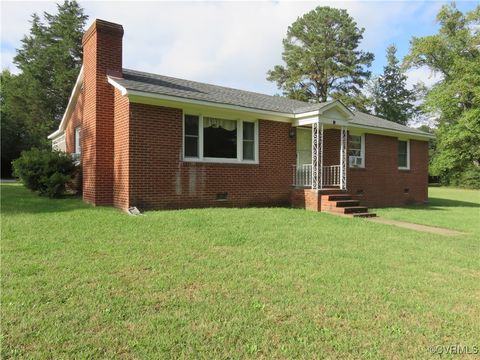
xmin=81 ymin=19 xmax=123 ymax=206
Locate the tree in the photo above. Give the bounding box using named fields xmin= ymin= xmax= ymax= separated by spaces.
xmin=1 ymin=1 xmax=87 ymax=177
xmin=405 ymin=3 xmax=480 ymax=186
xmin=370 ymin=45 xmax=417 ymax=125
xmin=1 ymin=70 xmax=50 ymax=177
xmin=267 ymin=6 xmax=374 ymax=109
xmin=14 ymin=1 xmax=87 ymax=123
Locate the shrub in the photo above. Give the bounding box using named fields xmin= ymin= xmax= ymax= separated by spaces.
xmin=447 ymin=166 xmax=480 ymax=189
xmin=12 ymin=149 xmax=78 ymax=198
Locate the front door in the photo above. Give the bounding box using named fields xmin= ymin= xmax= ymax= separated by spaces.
xmin=296 ymin=127 xmax=312 ymax=167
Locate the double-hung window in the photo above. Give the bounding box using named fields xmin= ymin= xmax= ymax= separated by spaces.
xmin=184 ymin=115 xmax=199 ymax=157
xmin=398 ymin=140 xmax=410 ymax=170
xmin=73 ymin=126 xmax=81 ymax=161
xmin=183 ymin=114 xmax=258 ymax=163
xmin=242 ymin=122 xmax=255 ymax=161
xmin=348 ymin=134 xmax=365 ymax=168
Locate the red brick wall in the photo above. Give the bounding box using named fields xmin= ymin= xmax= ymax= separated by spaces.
xmin=113 ymin=103 xmax=427 ymax=210
xmin=126 ymin=103 xmax=296 ymax=210
xmin=348 ymin=134 xmax=428 ymax=207
xmin=291 ymin=189 xmax=320 ymax=211
xmin=81 ymin=20 xmax=123 ymax=206
xmin=113 ymin=88 xmax=130 ymax=209
xmin=292 ymin=130 xmax=428 ymax=208
xmin=65 ymin=88 xmax=84 ymax=154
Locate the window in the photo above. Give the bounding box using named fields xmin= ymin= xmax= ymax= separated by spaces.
xmin=74 ymin=127 xmax=81 ymax=160
xmin=398 ymin=140 xmax=410 ymax=169
xmin=183 ymin=115 xmax=257 ymax=163
xmin=348 ymin=134 xmax=364 ymax=168
xmin=243 ymin=122 xmax=255 ymax=160
xmin=184 ymin=115 xmax=199 ymax=157
xmin=203 ymin=117 xmax=237 ymax=158
xmin=72 ymin=127 xmax=81 ymax=162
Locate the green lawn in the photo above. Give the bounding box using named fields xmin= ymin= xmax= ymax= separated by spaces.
xmin=1 ymin=184 xmax=479 ymax=359
xmin=374 ymin=187 xmax=480 ymax=233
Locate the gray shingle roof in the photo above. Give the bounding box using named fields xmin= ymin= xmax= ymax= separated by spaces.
xmin=116 ymin=68 xmax=431 ymax=137
xmin=350 ymin=111 xmax=431 ymax=136
xmin=119 ymin=68 xmax=330 ymax=114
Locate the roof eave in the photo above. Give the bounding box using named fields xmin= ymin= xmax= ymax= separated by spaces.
xmin=107 ymin=76 xmax=434 ymax=140
xmin=348 ymin=122 xmax=435 ymax=140
xmin=293 ymin=100 xmax=354 ymax=120
xmin=48 ymin=66 xmax=84 ymax=139
xmin=47 ymin=129 xmax=64 ymax=140
xmin=108 ymin=77 xmax=295 ymax=119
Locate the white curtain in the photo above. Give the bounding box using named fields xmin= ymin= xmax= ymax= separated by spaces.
xmin=203 ymin=117 xmax=237 ymax=131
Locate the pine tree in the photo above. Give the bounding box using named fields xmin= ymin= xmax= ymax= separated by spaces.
xmin=1 ymin=1 xmax=88 ymax=177
xmin=14 ymin=1 xmax=88 ymax=122
xmin=267 ymin=6 xmax=374 ymax=109
xmin=370 ymin=45 xmax=416 ymax=125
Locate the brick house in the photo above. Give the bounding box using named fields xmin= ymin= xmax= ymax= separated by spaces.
xmin=48 ymin=19 xmax=432 ymax=215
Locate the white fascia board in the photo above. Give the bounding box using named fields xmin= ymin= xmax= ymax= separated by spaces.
xmin=48 ymin=129 xmax=65 ymax=140
xmin=293 ymin=110 xmax=320 ymax=119
xmin=107 ymin=76 xmax=128 ymax=95
xmin=347 ymin=123 xmax=434 ymax=140
xmin=293 ymin=116 xmax=319 ymax=126
xmin=107 ymin=79 xmax=432 ymax=140
xmin=294 ymin=101 xmax=354 ymax=121
xmin=48 ymin=66 xmax=84 ymax=139
xmin=293 ymin=116 xmax=433 ymax=140
xmin=317 ymin=100 xmax=354 ymax=119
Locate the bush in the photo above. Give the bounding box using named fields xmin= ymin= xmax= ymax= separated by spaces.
xmin=12 ymin=149 xmax=78 ymax=198
xmin=446 ymin=166 xmax=480 ymax=189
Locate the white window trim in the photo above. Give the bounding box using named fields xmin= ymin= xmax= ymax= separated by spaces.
xmin=74 ymin=126 xmax=81 ymax=153
xmin=182 ymin=114 xmax=259 ymax=164
xmin=398 ymin=139 xmax=410 ymax=170
xmin=348 ymin=133 xmax=365 ymax=168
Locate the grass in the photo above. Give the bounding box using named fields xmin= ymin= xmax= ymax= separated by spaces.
xmin=1 ymin=184 xmax=479 ymax=359
xmin=373 ymin=187 xmax=480 ymax=233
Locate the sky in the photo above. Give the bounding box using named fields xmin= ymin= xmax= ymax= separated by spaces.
xmin=0 ymin=1 xmax=478 ymax=96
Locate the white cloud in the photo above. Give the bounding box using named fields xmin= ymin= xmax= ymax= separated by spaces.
xmin=0 ymin=1 xmax=58 ymax=71
xmin=406 ymin=66 xmax=442 ymax=89
xmin=1 ymin=1 xmax=448 ymax=94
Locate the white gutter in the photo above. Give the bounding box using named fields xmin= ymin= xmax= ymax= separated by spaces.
xmin=106 ymin=75 xmax=434 ymax=141
xmin=107 ymin=76 xmax=128 ymax=95
xmin=48 ymin=129 xmax=64 ymax=140
xmin=347 ymin=122 xmax=434 ymax=139
xmin=107 ymin=76 xmax=295 ymax=119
